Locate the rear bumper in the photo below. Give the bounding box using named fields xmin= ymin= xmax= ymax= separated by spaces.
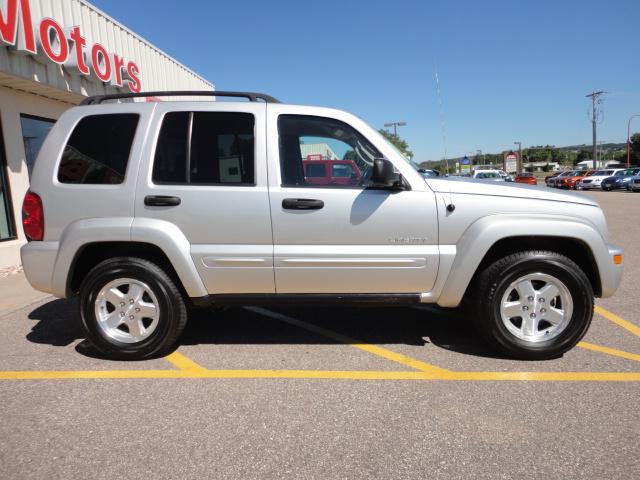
xmin=20 ymin=241 xmax=60 ymax=297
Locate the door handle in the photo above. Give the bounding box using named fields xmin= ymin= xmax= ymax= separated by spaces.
xmin=282 ymin=198 xmax=324 ymax=210
xmin=144 ymin=195 xmax=181 ymax=207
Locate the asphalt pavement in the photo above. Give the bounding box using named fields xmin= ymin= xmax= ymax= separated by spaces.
xmin=0 ymin=188 xmax=638 ymax=479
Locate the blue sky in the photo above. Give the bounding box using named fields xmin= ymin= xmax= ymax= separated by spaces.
xmin=91 ymin=0 xmax=639 ymax=162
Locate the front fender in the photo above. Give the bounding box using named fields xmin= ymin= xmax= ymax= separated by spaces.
xmin=436 ymin=214 xmax=617 ymax=307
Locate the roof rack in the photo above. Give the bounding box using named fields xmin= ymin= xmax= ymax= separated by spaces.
xmin=80 ymin=91 xmax=281 ymax=105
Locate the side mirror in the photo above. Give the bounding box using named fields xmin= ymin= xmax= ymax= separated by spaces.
xmin=370 ymin=158 xmax=403 ymax=189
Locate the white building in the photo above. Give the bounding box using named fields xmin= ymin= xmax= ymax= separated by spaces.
xmin=575 ymin=160 xmax=623 ymax=169
xmin=300 ymin=143 xmax=339 ymax=160
xmin=0 ymin=0 xmax=214 ymax=269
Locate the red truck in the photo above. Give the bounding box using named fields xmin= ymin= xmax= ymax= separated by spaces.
xmin=302 ymin=158 xmax=363 ymax=186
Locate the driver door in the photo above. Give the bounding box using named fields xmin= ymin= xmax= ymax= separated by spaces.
xmin=266 ymin=109 xmax=439 ymax=294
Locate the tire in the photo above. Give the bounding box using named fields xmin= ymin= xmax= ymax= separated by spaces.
xmin=79 ymin=257 xmax=187 ymax=360
xmin=472 ymin=251 xmax=593 ymax=360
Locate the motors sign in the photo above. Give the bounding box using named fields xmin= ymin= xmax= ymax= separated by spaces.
xmin=0 ymin=0 xmax=142 ymax=92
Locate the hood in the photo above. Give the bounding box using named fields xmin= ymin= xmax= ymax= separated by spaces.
xmin=425 ymin=178 xmax=598 ymax=206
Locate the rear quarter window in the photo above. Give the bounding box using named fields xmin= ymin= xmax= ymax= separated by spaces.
xmin=58 ymin=114 xmax=139 ymax=184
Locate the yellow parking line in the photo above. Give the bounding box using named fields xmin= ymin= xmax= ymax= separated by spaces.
xmin=0 ymin=369 xmax=638 ymax=381
xmin=578 ymin=341 xmax=640 ymax=363
xmin=595 ymin=306 xmax=640 ymax=338
xmin=246 ymin=307 xmax=449 ymax=373
xmin=164 ymin=351 xmax=207 ymax=372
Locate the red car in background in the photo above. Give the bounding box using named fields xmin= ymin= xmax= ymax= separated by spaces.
xmin=514 ymin=172 xmax=538 ymax=185
xmin=302 ymin=158 xmax=363 ymax=185
xmin=556 ymin=170 xmax=595 ymax=189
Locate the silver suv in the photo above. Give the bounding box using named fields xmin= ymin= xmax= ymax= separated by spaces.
xmin=21 ymin=91 xmax=623 ymax=360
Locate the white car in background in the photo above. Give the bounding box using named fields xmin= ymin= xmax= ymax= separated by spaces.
xmin=577 ymin=169 xmax=624 ymax=190
xmin=472 ymin=169 xmax=513 ymax=181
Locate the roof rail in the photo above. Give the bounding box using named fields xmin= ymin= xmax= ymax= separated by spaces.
xmin=80 ymin=91 xmax=281 ymax=105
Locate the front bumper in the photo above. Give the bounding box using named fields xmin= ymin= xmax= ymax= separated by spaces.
xmin=600 ymin=243 xmax=624 ymax=298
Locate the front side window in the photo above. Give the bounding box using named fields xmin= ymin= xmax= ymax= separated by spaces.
xmin=20 ymin=115 xmax=55 ymax=178
xmin=152 ymin=112 xmax=255 ymax=185
xmin=278 ymin=115 xmax=380 ymax=187
xmin=58 ymin=114 xmax=139 ymax=184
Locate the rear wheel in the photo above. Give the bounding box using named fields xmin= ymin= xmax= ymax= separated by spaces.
xmin=472 ymin=251 xmax=593 ymax=359
xmin=79 ymin=257 xmax=187 ymax=360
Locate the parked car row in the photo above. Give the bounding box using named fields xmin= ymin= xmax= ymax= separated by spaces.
xmin=544 ymin=168 xmax=640 ymax=191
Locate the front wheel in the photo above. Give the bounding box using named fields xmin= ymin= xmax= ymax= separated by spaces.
xmin=472 ymin=251 xmax=593 ymax=359
xmin=79 ymin=257 xmax=187 ymax=360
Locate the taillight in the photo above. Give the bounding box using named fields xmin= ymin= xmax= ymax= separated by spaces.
xmin=22 ymin=191 xmax=44 ymax=241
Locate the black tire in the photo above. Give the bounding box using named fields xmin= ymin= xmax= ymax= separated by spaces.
xmin=79 ymin=257 xmax=187 ymax=360
xmin=472 ymin=251 xmax=593 ymax=360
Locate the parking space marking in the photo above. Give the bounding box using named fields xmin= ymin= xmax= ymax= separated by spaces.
xmin=595 ymin=306 xmax=640 ymax=338
xmin=246 ymin=307 xmax=450 ymax=373
xmin=578 ymin=341 xmax=640 ymax=363
xmin=0 ymin=369 xmax=639 ymax=381
xmin=164 ymin=351 xmax=207 ymax=372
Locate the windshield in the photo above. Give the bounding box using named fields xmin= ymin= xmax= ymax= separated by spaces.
xmin=593 ymin=170 xmax=613 ymax=176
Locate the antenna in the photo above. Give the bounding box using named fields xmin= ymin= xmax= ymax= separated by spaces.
xmin=435 ymin=64 xmax=449 ymax=173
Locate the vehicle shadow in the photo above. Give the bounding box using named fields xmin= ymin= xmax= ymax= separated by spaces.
xmin=27 ymin=297 xmax=84 ymax=347
xmin=25 ymin=298 xmax=507 ymax=360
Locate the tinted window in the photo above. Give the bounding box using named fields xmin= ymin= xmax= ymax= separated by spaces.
xmin=153 ymin=112 xmax=255 ymax=185
xmin=152 ymin=112 xmax=189 ymax=184
xmin=278 ymin=115 xmax=380 ymax=187
xmin=58 ymin=114 xmax=138 ymax=184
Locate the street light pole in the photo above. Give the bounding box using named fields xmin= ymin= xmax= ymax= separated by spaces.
xmin=383 ymin=121 xmax=406 ymax=137
xmin=627 ymin=114 xmax=640 ymax=168
xmin=514 ymin=141 xmax=522 ymax=173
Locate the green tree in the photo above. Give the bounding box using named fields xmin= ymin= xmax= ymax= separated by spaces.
xmin=378 ymin=129 xmax=413 ymax=159
xmin=630 ymin=132 xmax=640 ymax=165
xmin=573 ymin=149 xmax=590 ymax=166
xmin=343 ymin=149 xmax=356 ymax=161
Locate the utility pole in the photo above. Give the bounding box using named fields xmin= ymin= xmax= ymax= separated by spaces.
xmin=514 ymin=141 xmax=522 ymax=173
xmin=586 ymin=91 xmax=605 ymax=169
xmin=627 ymin=114 xmax=640 ymax=167
xmin=383 ymin=121 xmax=406 ymax=137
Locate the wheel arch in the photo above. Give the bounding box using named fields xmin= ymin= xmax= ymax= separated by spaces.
xmin=437 ymin=216 xmax=606 ymax=308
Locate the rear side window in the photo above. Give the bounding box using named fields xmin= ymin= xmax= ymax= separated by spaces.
xmin=152 ymin=112 xmax=255 ymax=185
xmin=58 ymin=114 xmax=139 ymax=184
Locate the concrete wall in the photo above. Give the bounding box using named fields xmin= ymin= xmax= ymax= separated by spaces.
xmin=0 ymin=86 xmax=70 ymax=266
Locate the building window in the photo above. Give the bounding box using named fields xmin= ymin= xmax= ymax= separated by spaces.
xmin=0 ymin=119 xmax=16 ymax=241
xmin=20 ymin=114 xmax=55 ymax=178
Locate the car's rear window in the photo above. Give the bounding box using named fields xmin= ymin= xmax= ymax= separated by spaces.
xmin=58 ymin=114 xmax=139 ymax=184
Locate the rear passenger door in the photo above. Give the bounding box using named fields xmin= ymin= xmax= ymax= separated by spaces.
xmin=135 ymin=103 xmax=274 ymax=294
